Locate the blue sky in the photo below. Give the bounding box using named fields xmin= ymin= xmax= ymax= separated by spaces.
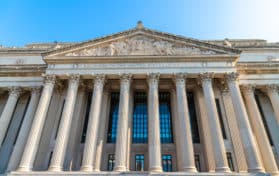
xmin=0 ymin=0 xmax=278 ymax=47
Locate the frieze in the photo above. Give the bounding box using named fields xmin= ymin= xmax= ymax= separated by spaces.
xmin=65 ymin=35 xmax=217 ymax=56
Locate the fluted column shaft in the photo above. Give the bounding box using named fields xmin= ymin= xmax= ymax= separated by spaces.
xmin=148 ymin=73 xmax=162 ymax=172
xmin=0 ymin=87 xmax=21 ymax=146
xmin=81 ymin=75 xmax=105 ymax=171
xmin=49 ymin=75 xmax=80 ymax=171
xmin=18 ymin=75 xmax=56 ymax=171
xmin=226 ymin=73 xmax=264 ymax=173
xmin=174 ymin=73 xmax=197 ymax=172
xmin=242 ymin=85 xmax=278 ymax=174
xmin=265 ymin=84 xmax=279 ymax=124
xmin=94 ymin=90 xmax=109 ymax=171
xmin=114 ymin=74 xmax=132 ymax=171
xmin=199 ymin=73 xmax=230 ymax=172
xmin=7 ymin=87 xmax=41 ymax=171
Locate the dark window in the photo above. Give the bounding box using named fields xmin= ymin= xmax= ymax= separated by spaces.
xmin=159 ymin=92 xmax=173 ymax=143
xmin=107 ymin=92 xmax=120 ymax=143
xmin=187 ymin=92 xmax=200 ymax=143
xmin=194 ymin=154 xmax=201 ymax=172
xmin=132 ymin=92 xmax=148 ymax=143
xmin=13 ymin=96 xmax=31 ymax=145
xmin=226 ymin=152 xmax=235 ymax=171
xmin=162 ymin=155 xmax=172 ymax=172
xmin=135 ymin=154 xmax=144 ymax=171
xmin=107 ymin=154 xmax=115 ymax=171
xmin=255 ymin=94 xmax=274 ymax=146
xmin=215 ymin=99 xmax=227 ymax=139
xmin=55 ymin=99 xmax=65 ymax=139
xmin=81 ymin=92 xmax=92 ymax=143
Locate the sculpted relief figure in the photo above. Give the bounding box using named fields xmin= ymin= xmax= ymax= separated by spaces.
xmin=65 ymin=35 xmax=216 ymax=56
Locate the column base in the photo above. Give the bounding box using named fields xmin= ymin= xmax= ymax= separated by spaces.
xmin=181 ymin=166 xmax=197 ymax=172
xmin=149 ymin=166 xmax=162 ymax=172
xmin=16 ymin=166 xmax=32 ymax=172
xmin=48 ymin=166 xmax=62 ymax=172
xmin=81 ymin=165 xmax=94 ymax=172
xmin=215 ymin=166 xmax=231 ymax=173
xmin=114 ymin=166 xmax=126 ymax=172
xmin=248 ymin=167 xmax=265 ymax=173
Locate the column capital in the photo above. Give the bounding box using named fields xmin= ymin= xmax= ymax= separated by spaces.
xmin=43 ymin=74 xmax=56 ymax=84
xmin=68 ymin=74 xmax=80 ymax=85
xmin=147 ymin=73 xmax=160 ymax=85
xmin=265 ymin=84 xmax=278 ymax=93
xmin=225 ymin=72 xmax=239 ymax=82
xmin=174 ymin=73 xmax=187 ymax=86
xmin=120 ymin=73 xmax=132 ymax=85
xmin=93 ymin=74 xmax=106 ymax=89
xmin=199 ymin=72 xmax=214 ymax=83
xmin=8 ymin=87 xmax=22 ymax=97
xmin=240 ymin=84 xmax=255 ymax=94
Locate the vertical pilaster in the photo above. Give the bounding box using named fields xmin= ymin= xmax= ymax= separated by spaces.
xmin=199 ymin=73 xmax=230 ymax=172
xmin=17 ymin=75 xmax=56 ymax=171
xmin=148 ymin=73 xmax=162 ymax=172
xmin=114 ymin=74 xmax=132 ymax=172
xmin=48 ymin=74 xmax=80 ymax=171
xmin=0 ymin=87 xmax=21 ymax=146
xmin=242 ymin=85 xmax=278 ymax=174
xmin=225 ymin=73 xmax=264 ymax=173
xmin=174 ymin=73 xmax=197 ymax=172
xmin=265 ymin=84 xmax=279 ymax=124
xmin=81 ymin=75 xmax=105 ymax=171
xmin=7 ymin=87 xmax=41 ymax=171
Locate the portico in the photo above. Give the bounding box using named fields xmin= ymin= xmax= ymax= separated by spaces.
xmin=0 ymin=23 xmax=279 ymax=176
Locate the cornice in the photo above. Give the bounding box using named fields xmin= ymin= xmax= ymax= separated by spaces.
xmin=44 ymin=55 xmax=238 ymax=64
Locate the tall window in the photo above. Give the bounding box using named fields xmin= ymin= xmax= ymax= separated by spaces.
xmin=81 ymin=92 xmax=92 ymax=143
xmin=135 ymin=154 xmax=144 ymax=171
xmin=187 ymin=92 xmax=200 ymax=143
xmin=107 ymin=93 xmax=120 ymax=143
xmin=226 ymin=152 xmax=235 ymax=171
xmin=132 ymin=92 xmax=148 ymax=143
xmin=255 ymin=94 xmax=274 ymax=146
xmin=215 ymin=98 xmax=227 ymax=139
xmin=162 ymin=155 xmax=172 ymax=172
xmin=159 ymin=92 xmax=173 ymax=143
xmin=107 ymin=154 xmax=115 ymax=171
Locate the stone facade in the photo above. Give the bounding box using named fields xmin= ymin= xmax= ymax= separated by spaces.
xmin=0 ymin=22 xmax=279 ymax=176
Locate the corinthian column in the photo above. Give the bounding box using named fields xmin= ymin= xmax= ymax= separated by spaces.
xmin=174 ymin=73 xmax=197 ymax=172
xmin=81 ymin=74 xmax=105 ymax=171
xmin=265 ymin=84 xmax=279 ymax=124
xmin=17 ymin=75 xmax=56 ymax=172
xmin=199 ymin=73 xmax=230 ymax=172
xmin=7 ymin=87 xmax=41 ymax=171
xmin=242 ymin=85 xmax=278 ymax=174
xmin=49 ymin=74 xmax=80 ymax=171
xmin=0 ymin=87 xmax=21 ymax=147
xmin=114 ymin=74 xmax=132 ymax=172
xmin=148 ymin=73 xmax=162 ymax=172
xmin=225 ymin=72 xmax=264 ymax=173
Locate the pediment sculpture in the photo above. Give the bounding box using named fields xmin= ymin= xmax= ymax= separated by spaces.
xmin=65 ymin=35 xmax=217 ymax=56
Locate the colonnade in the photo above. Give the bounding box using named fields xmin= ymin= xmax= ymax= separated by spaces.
xmin=0 ymin=72 xmax=278 ymax=174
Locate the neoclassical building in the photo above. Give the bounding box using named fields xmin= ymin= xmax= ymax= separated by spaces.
xmin=0 ymin=22 xmax=279 ymax=176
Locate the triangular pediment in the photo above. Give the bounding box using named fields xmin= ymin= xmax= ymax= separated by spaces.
xmin=44 ymin=25 xmax=240 ymax=58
